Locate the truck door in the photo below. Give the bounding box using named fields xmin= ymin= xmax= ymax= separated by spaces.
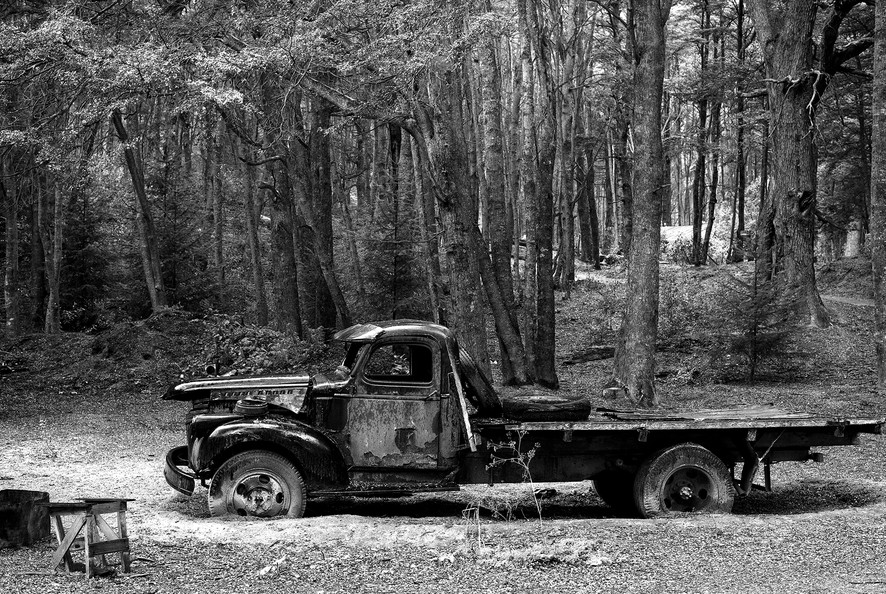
xmin=348 ymin=339 xmax=451 ymax=471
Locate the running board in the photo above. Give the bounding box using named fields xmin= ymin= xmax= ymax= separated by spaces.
xmin=310 ymin=484 xmax=461 ymax=498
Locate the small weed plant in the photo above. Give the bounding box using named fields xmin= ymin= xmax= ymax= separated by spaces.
xmin=485 ymin=430 xmax=543 ymax=525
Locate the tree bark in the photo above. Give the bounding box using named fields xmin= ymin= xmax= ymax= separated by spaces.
xmin=1 ymin=162 xmax=22 ymax=336
xmin=524 ymin=0 xmax=559 ymax=388
xmin=613 ymin=0 xmax=670 ymax=407
xmin=872 ymin=0 xmax=886 ymax=386
xmin=259 ymin=76 xmax=303 ymax=337
xmin=519 ymin=26 xmax=539 ymax=378
xmin=747 ymin=0 xmax=870 ymax=327
xmin=424 ymin=66 xmax=491 ymax=376
xmin=242 ymin=139 xmax=269 ymax=326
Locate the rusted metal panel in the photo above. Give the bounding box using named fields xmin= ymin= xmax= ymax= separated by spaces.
xmin=346 ymin=396 xmax=441 ymax=468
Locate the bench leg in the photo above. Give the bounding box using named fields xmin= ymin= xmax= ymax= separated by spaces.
xmin=50 ymin=515 xmax=87 ymax=572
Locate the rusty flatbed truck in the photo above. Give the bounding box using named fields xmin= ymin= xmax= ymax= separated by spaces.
xmin=164 ymin=320 xmax=884 ymax=519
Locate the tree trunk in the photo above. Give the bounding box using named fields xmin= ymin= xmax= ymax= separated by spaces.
xmin=1 ymin=163 xmax=21 ymax=336
xmin=731 ymin=0 xmax=747 ymax=262
xmin=524 ymin=0 xmax=559 ymax=388
xmin=702 ymin=98 xmax=720 ymax=264
xmin=603 ymin=136 xmax=616 ymax=252
xmin=519 ymin=26 xmax=538 ymax=377
xmin=260 ymin=77 xmax=303 ymax=337
xmin=112 ymin=109 xmax=168 ymax=312
xmin=424 ymin=64 xmax=490 ymax=376
xmin=747 ymin=0 xmax=849 ymax=328
xmin=305 ymin=101 xmax=351 ymax=328
xmin=613 ymin=0 xmax=670 ymax=407
xmin=37 ymin=180 xmax=62 ymax=334
xmin=479 ymin=28 xmax=528 ymax=385
xmin=29 ymin=202 xmax=45 ymax=330
xmin=242 ymin=143 xmax=269 ymax=326
xmin=872 ymin=0 xmax=886 ymax=385
xmin=411 ymin=136 xmax=443 ymax=325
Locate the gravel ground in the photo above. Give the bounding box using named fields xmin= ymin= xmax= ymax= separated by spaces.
xmin=1 ymin=382 xmax=885 ymax=593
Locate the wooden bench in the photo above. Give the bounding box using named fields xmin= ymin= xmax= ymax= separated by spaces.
xmin=42 ymin=498 xmax=132 ymax=578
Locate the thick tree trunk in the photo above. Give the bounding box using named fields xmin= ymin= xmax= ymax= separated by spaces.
xmin=524 ymin=0 xmax=559 ymax=388
xmin=424 ymin=66 xmax=490 ymax=376
xmin=260 ymin=78 xmax=303 ymax=337
xmin=747 ymin=0 xmax=841 ymax=328
xmin=872 ymin=0 xmax=886 ymax=386
xmin=112 ymin=109 xmax=168 ymax=312
xmin=613 ymin=0 xmax=670 ymax=407
xmin=242 ymin=148 xmax=269 ymax=326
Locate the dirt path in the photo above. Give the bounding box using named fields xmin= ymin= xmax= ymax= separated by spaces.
xmin=822 ymin=294 xmax=875 ymax=307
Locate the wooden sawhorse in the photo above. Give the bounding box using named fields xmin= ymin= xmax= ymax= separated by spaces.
xmin=43 ymin=498 xmax=132 ymax=578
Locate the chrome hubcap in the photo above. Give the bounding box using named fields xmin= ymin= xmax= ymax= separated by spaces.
xmin=661 ymin=467 xmax=714 ymax=512
xmin=231 ymin=473 xmax=287 ymax=517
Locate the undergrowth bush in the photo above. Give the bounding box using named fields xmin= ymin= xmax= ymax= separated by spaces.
xmin=656 ymin=265 xmax=803 ymax=382
xmin=197 ymin=315 xmax=334 ymax=376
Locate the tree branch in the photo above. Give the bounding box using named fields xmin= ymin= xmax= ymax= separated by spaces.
xmin=832 ymin=37 xmax=874 ymax=66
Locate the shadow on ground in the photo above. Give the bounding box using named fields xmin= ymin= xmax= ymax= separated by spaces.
xmin=732 ymin=479 xmax=884 ymax=515
xmin=161 ymin=478 xmax=883 ymax=522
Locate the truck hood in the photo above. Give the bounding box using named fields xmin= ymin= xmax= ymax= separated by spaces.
xmin=163 ymin=375 xmax=311 ymax=415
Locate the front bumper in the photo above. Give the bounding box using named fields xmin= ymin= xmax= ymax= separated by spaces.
xmin=164 ymin=445 xmax=196 ymax=496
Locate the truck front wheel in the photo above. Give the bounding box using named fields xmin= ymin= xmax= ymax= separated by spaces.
xmin=633 ymin=443 xmax=734 ymax=518
xmin=208 ymin=450 xmax=307 ymax=518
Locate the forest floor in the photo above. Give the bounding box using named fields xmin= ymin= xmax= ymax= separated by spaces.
xmin=1 ymin=257 xmax=886 ymax=593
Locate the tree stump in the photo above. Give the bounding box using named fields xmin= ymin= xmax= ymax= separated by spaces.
xmin=0 ymin=489 xmax=50 ymax=548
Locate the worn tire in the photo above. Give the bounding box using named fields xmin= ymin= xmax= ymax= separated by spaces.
xmin=633 ymin=443 xmax=734 ymax=518
xmin=208 ymin=450 xmax=307 ymax=518
xmin=593 ymin=470 xmax=638 ymax=516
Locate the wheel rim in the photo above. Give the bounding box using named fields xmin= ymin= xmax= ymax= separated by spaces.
xmin=230 ymin=471 xmax=289 ymax=517
xmin=660 ymin=466 xmax=715 ymax=512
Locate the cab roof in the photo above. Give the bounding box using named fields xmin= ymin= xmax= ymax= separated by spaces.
xmin=333 ymin=319 xmax=456 ymax=344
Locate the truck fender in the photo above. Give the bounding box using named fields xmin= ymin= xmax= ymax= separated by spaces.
xmin=200 ymin=417 xmax=348 ymax=490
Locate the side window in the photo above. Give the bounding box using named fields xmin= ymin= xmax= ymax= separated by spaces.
xmin=364 ymin=344 xmax=433 ymax=384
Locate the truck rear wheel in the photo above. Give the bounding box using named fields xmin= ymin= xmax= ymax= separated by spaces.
xmin=592 ymin=471 xmax=638 ymax=515
xmin=208 ymin=450 xmax=307 ymax=518
xmin=633 ymin=443 xmax=734 ymax=518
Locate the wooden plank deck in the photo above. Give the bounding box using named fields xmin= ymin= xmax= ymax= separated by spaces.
xmin=474 ymin=405 xmax=885 ymax=433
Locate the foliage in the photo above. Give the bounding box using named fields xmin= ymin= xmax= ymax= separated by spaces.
xmin=714 ymin=269 xmax=805 ymax=381
xmin=198 ymin=314 xmax=331 ymax=376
